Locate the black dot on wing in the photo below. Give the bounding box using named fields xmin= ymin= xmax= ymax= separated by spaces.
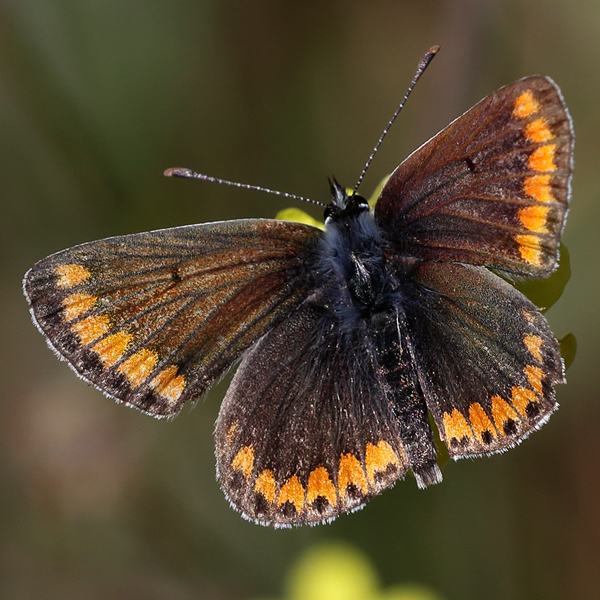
xmin=372 ymin=472 xmax=384 ymax=484
xmin=503 ymin=419 xmax=518 ymax=436
xmin=311 ymin=496 xmax=330 ymax=514
xmin=526 ymin=402 xmax=541 ymax=418
xmin=465 ymin=156 xmax=478 ymax=172
xmin=374 ymin=463 xmax=399 ymax=483
xmin=253 ymin=493 xmax=269 ymax=516
xmin=345 ymin=484 xmax=362 ymax=501
xmin=481 ymin=430 xmax=494 ymax=445
xmin=279 ymin=501 xmax=297 ymax=518
xmin=137 ymin=391 xmax=167 ymax=414
xmin=458 ymin=436 xmax=471 ymax=449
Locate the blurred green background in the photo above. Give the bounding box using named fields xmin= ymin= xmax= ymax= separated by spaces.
xmin=2 ymin=1 xmax=599 ymax=599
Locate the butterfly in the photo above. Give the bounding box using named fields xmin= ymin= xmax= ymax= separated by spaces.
xmin=24 ymin=50 xmax=573 ymax=527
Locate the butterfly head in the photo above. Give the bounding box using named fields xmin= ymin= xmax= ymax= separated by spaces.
xmin=324 ymin=179 xmax=369 ymax=224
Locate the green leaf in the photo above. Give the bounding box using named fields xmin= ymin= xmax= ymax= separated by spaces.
xmin=429 ymin=414 xmax=450 ymax=470
xmin=366 ymin=175 xmax=390 ymax=209
xmin=276 ymin=208 xmax=324 ymax=230
xmin=514 ymin=242 xmax=571 ymax=312
xmin=559 ymin=332 xmax=577 ymax=370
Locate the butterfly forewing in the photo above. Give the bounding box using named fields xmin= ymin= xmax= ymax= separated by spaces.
xmin=25 ymin=219 xmax=320 ymax=417
xmin=376 ymin=76 xmax=573 ymax=277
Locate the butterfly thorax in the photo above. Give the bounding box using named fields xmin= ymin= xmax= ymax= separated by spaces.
xmin=320 ymin=182 xmax=399 ymax=316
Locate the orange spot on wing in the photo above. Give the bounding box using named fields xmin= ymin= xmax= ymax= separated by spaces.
xmin=55 ymin=264 xmax=91 ymax=288
xmin=277 ymin=475 xmax=304 ymax=514
xmin=525 ymin=365 xmax=544 ymax=394
xmin=529 ymin=145 xmax=557 ymax=172
xmin=254 ymin=470 xmax=276 ymax=503
xmin=519 ymin=205 xmax=549 ymax=233
xmin=225 ymin=423 xmax=238 ymax=445
xmin=72 ymin=314 xmax=110 ymax=344
xmin=62 ymin=293 xmax=97 ymax=321
xmin=513 ymin=90 xmax=541 ymax=119
xmin=491 ymin=395 xmax=519 ymax=433
xmin=442 ymin=409 xmax=473 ymax=443
xmin=515 ymin=234 xmax=543 ymax=265
xmin=365 ymin=441 xmax=400 ymax=484
xmin=117 ymin=348 xmax=158 ymax=386
xmin=231 ymin=446 xmax=254 ymax=481
xmin=524 ymin=117 xmax=554 ymax=143
xmin=306 ymin=467 xmax=337 ymax=507
xmin=512 ymin=386 xmax=539 ymax=417
xmin=92 ymin=331 xmax=132 ymax=367
xmin=522 ymin=309 xmax=536 ymax=324
xmin=523 ymin=175 xmax=554 ymax=203
xmin=150 ymin=365 xmax=186 ymax=403
xmin=468 ymin=403 xmax=496 ymax=444
xmin=523 ymin=334 xmax=543 ymax=362
xmin=338 ymin=454 xmax=368 ymax=498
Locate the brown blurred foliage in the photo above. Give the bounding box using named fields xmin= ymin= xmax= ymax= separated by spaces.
xmin=1 ymin=1 xmax=599 ymax=599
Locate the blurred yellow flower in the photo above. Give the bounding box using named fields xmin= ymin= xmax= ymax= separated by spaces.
xmin=254 ymin=541 xmax=443 ymax=600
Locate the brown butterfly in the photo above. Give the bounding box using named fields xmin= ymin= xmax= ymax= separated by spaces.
xmin=24 ymin=49 xmax=573 ymax=527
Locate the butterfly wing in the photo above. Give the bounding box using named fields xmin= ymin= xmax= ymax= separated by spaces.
xmin=401 ymin=260 xmax=564 ymax=457
xmin=376 ymin=76 xmax=573 ymax=276
xmin=24 ymin=219 xmax=320 ymax=417
xmin=215 ymin=300 xmax=412 ymax=527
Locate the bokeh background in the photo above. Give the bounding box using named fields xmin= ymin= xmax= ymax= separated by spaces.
xmin=2 ymin=1 xmax=599 ymax=599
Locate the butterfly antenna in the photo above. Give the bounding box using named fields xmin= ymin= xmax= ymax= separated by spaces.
xmin=164 ymin=168 xmax=327 ymax=207
xmin=353 ymin=45 xmax=440 ymax=195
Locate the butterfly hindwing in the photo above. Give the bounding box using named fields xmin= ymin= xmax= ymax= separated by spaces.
xmin=215 ymin=300 xmax=413 ymax=527
xmin=376 ymin=76 xmax=573 ymax=277
xmin=401 ymin=260 xmax=563 ymax=457
xmin=24 ymin=219 xmax=320 ymax=417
